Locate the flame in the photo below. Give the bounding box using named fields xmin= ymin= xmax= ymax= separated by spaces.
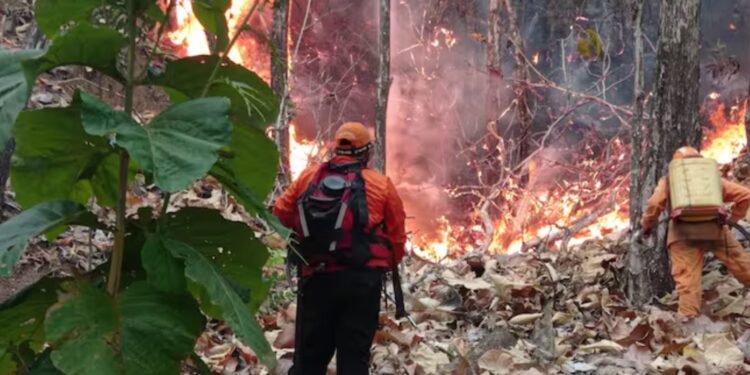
xmin=165 ymin=1 xmax=750 ymax=261
xmin=532 ymin=52 xmax=540 ymax=65
xmin=166 ymin=0 xmax=210 ymax=56
xmin=289 ymin=123 xmax=323 ymax=179
xmin=702 ymin=98 xmax=748 ymax=164
xmin=430 ymin=27 xmax=457 ymax=49
xmin=164 ymin=0 xmax=259 ymax=66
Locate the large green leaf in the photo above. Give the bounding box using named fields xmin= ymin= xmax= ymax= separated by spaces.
xmin=0 ymin=49 xmax=45 ymax=148
xmin=26 ymin=22 xmax=127 ymax=80
xmin=210 ymin=165 xmax=290 ymax=237
xmin=0 ymin=201 xmax=95 ymax=276
xmin=163 ymin=239 xmax=276 ymax=368
xmin=81 ymin=92 xmax=232 ymax=192
xmin=26 ymin=349 xmax=64 ymax=375
xmin=34 ymin=0 xmax=100 ymax=37
xmin=0 ymin=350 xmax=15 ymax=374
xmin=46 ymin=282 xmax=205 ymax=375
xmin=225 ymin=124 xmax=279 ymax=198
xmin=11 ymin=106 xmax=121 ymax=208
xmin=152 ymin=55 xmax=279 ymax=129
xmin=141 ymin=235 xmax=186 ymax=293
xmin=192 ymin=0 xmax=231 ymax=52
xmin=163 ymin=207 xmax=270 ymax=310
xmin=0 ymin=279 xmax=61 ymax=352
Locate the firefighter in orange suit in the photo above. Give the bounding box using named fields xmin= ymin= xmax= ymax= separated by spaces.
xmin=641 ymin=146 xmax=750 ymax=318
xmin=273 ymin=122 xmax=407 ymax=375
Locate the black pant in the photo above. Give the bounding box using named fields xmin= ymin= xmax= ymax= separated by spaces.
xmin=290 ymin=268 xmax=382 ymax=375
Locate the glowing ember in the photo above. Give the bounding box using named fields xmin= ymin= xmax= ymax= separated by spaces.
xmin=532 ymin=52 xmax=540 ymax=65
xmin=702 ymin=99 xmax=748 ymax=164
xmin=430 ymin=27 xmax=457 ymax=49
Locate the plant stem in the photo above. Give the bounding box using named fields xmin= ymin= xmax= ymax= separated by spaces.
xmin=107 ymin=0 xmax=137 ymax=296
xmin=158 ymin=192 xmax=171 ymax=232
xmin=143 ymin=0 xmax=176 ymax=72
xmin=199 ymin=1 xmax=260 ymax=98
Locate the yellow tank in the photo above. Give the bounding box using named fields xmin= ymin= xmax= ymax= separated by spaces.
xmin=668 ymin=157 xmax=723 ymax=222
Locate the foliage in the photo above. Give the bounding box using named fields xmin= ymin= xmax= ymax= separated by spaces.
xmin=0 ymin=0 xmax=283 ymax=373
xmin=576 ymin=28 xmax=604 ymax=60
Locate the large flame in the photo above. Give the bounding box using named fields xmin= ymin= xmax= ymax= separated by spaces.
xmin=702 ymin=94 xmax=748 ymax=164
xmin=289 ymin=123 xmax=323 ymax=179
xmin=164 ymin=0 xmax=265 ymax=70
xmin=164 ymin=2 xmax=750 ymax=261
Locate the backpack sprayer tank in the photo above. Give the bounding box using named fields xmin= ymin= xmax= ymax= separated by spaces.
xmin=668 ymin=157 xmax=724 ymax=222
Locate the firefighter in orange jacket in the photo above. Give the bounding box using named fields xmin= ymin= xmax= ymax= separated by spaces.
xmin=273 ymin=122 xmax=406 ymax=375
xmin=641 ymin=146 xmax=750 ymax=319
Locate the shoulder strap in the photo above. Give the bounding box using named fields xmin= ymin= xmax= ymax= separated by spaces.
xmin=348 ymin=167 xmax=369 ymax=228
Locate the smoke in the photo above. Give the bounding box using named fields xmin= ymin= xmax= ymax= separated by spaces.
xmin=386 ymin=1 xmax=499 ymax=233
xmin=282 ymin=0 xmax=750 ymax=244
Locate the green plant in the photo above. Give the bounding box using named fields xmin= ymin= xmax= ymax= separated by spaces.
xmin=0 ymin=0 xmax=287 ymax=373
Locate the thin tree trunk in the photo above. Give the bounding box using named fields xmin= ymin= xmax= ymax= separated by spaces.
xmin=629 ymin=0 xmax=645 ymax=232
xmin=487 ymin=0 xmax=503 ymax=80
xmin=625 ymin=0 xmax=649 ymax=305
xmin=0 ymin=138 xmax=14 ymax=219
xmin=628 ymin=0 xmax=701 ymax=306
xmin=374 ymin=0 xmax=391 ymax=172
xmin=745 ymin=79 xmax=750 ymax=149
xmin=483 ymin=0 xmax=504 ymax=185
xmin=272 ymin=0 xmax=290 ymax=186
xmin=485 ymin=0 xmax=503 ymax=126
xmin=502 ymin=0 xmax=532 ymax=168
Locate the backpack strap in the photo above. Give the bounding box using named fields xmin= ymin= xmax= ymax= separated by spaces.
xmin=297 ymin=163 xmax=332 ymax=239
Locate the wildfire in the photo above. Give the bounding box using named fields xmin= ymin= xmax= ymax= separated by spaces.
xmin=165 ymin=0 xmax=209 ymax=56
xmin=164 ymin=1 xmax=750 ymax=261
xmin=164 ymin=0 xmax=260 ymax=67
xmin=702 ymin=97 xmax=748 ymax=164
xmin=289 ymin=123 xmax=323 ymax=179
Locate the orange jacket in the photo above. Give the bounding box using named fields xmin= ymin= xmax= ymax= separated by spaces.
xmin=641 ymin=177 xmax=750 ymax=244
xmin=273 ymin=155 xmax=407 ymax=267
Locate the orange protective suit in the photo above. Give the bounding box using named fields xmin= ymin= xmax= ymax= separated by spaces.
xmin=641 ymin=177 xmax=750 ymax=317
xmin=273 ymin=155 xmax=407 ymax=267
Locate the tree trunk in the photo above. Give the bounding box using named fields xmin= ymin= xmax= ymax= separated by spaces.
xmin=745 ymin=79 xmax=750 ymax=149
xmin=502 ymin=0 xmax=532 ymax=169
xmin=487 ymin=0 xmax=503 ymax=81
xmin=271 ymin=0 xmax=290 ymax=186
xmin=628 ymin=0 xmax=645 ymax=231
xmin=483 ymin=0 xmax=504 ymax=183
xmin=485 ymin=0 xmax=503 ymax=126
xmin=627 ymin=0 xmax=701 ymax=306
xmin=374 ymin=0 xmax=391 ymax=173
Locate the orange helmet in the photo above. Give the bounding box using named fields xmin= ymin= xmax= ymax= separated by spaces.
xmin=334 ymin=122 xmax=373 ymax=156
xmin=673 ymin=146 xmax=701 ymax=160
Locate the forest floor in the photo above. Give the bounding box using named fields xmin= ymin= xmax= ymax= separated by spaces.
xmin=4 ymin=6 xmax=750 ymax=375
xmin=6 ymin=175 xmax=750 ymax=375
